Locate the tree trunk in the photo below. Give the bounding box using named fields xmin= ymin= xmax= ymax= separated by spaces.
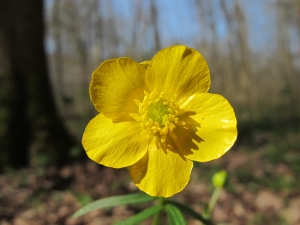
xmin=0 ymin=0 xmax=77 ymax=170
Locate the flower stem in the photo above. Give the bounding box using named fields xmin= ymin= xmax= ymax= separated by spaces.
xmin=151 ymin=197 xmax=166 ymax=225
xmin=152 ymin=209 xmax=163 ymax=225
xmin=207 ymin=187 xmax=221 ymax=216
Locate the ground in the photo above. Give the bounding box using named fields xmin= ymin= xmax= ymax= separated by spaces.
xmin=0 ymin=127 xmax=300 ymax=225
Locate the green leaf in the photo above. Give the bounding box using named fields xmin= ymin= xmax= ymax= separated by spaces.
xmin=167 ymin=200 xmax=212 ymax=225
xmin=165 ymin=204 xmax=186 ymax=225
xmin=72 ymin=192 xmax=157 ymax=219
xmin=113 ymin=205 xmax=164 ymax=225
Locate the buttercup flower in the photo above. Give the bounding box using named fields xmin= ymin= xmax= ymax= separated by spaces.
xmin=82 ymin=45 xmax=237 ymax=197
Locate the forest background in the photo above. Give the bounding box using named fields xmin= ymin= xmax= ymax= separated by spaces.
xmin=47 ymin=0 xmax=300 ymax=133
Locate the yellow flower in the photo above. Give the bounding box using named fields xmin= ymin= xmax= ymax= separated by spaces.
xmin=82 ymin=45 xmax=237 ymax=197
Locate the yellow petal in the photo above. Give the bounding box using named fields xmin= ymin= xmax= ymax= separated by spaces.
xmin=129 ymin=139 xmax=193 ymax=197
xmin=82 ymin=114 xmax=148 ymax=168
xmin=140 ymin=60 xmax=151 ymax=69
xmin=181 ymin=93 xmax=237 ymax=162
xmin=146 ymin=45 xmax=210 ymax=100
xmin=90 ymin=57 xmax=146 ymax=122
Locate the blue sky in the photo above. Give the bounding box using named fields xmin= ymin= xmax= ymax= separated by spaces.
xmin=110 ymin=0 xmax=277 ymax=52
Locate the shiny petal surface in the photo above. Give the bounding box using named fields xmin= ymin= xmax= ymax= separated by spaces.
xmin=82 ymin=114 xmax=148 ymax=168
xmin=146 ymin=45 xmax=210 ymax=100
xmin=90 ymin=57 xmax=146 ymax=122
xmin=129 ymin=139 xmax=193 ymax=197
xmin=181 ymin=93 xmax=237 ymax=162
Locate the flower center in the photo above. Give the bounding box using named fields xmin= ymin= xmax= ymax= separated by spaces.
xmin=147 ymin=99 xmax=169 ymax=126
xmin=129 ymin=88 xmax=186 ymax=144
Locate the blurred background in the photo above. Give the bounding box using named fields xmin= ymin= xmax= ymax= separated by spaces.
xmin=0 ymin=0 xmax=299 ymax=224
xmin=47 ymin=0 xmax=300 ymax=130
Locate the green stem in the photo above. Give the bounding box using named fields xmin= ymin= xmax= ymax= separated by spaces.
xmin=151 ymin=197 xmax=166 ymax=225
xmin=207 ymin=187 xmax=221 ymax=216
xmin=152 ymin=209 xmax=163 ymax=225
xmin=167 ymin=200 xmax=212 ymax=225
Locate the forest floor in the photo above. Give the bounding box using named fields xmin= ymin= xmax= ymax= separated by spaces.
xmin=0 ymin=126 xmax=300 ymax=225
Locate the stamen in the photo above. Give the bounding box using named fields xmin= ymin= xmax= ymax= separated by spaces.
xmin=170 ymin=124 xmax=176 ymax=131
xmin=129 ymin=113 xmax=142 ymax=121
xmin=162 ymin=115 xmax=169 ymax=125
xmin=134 ymin=99 xmax=141 ymax=106
xmin=176 ymin=109 xmax=186 ymax=116
xmin=139 ymin=104 xmax=144 ymax=114
xmin=149 ymin=87 xmax=158 ymax=100
xmin=169 ymin=130 xmax=177 ymax=139
xmin=151 ymin=126 xmax=158 ymax=133
xmin=164 ymin=121 xmax=170 ymax=127
xmin=175 ymin=118 xmax=179 ymax=124
xmin=143 ymin=96 xmax=149 ymax=107
xmin=161 ymin=128 xmax=168 ymax=135
xmin=161 ymin=134 xmax=167 ymax=143
xmin=132 ymin=88 xmax=189 ymax=147
xmin=171 ymin=115 xmax=176 ymax=122
xmin=177 ymin=121 xmax=186 ymax=126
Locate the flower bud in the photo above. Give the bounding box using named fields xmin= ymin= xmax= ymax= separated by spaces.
xmin=212 ymin=170 xmax=227 ymax=188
